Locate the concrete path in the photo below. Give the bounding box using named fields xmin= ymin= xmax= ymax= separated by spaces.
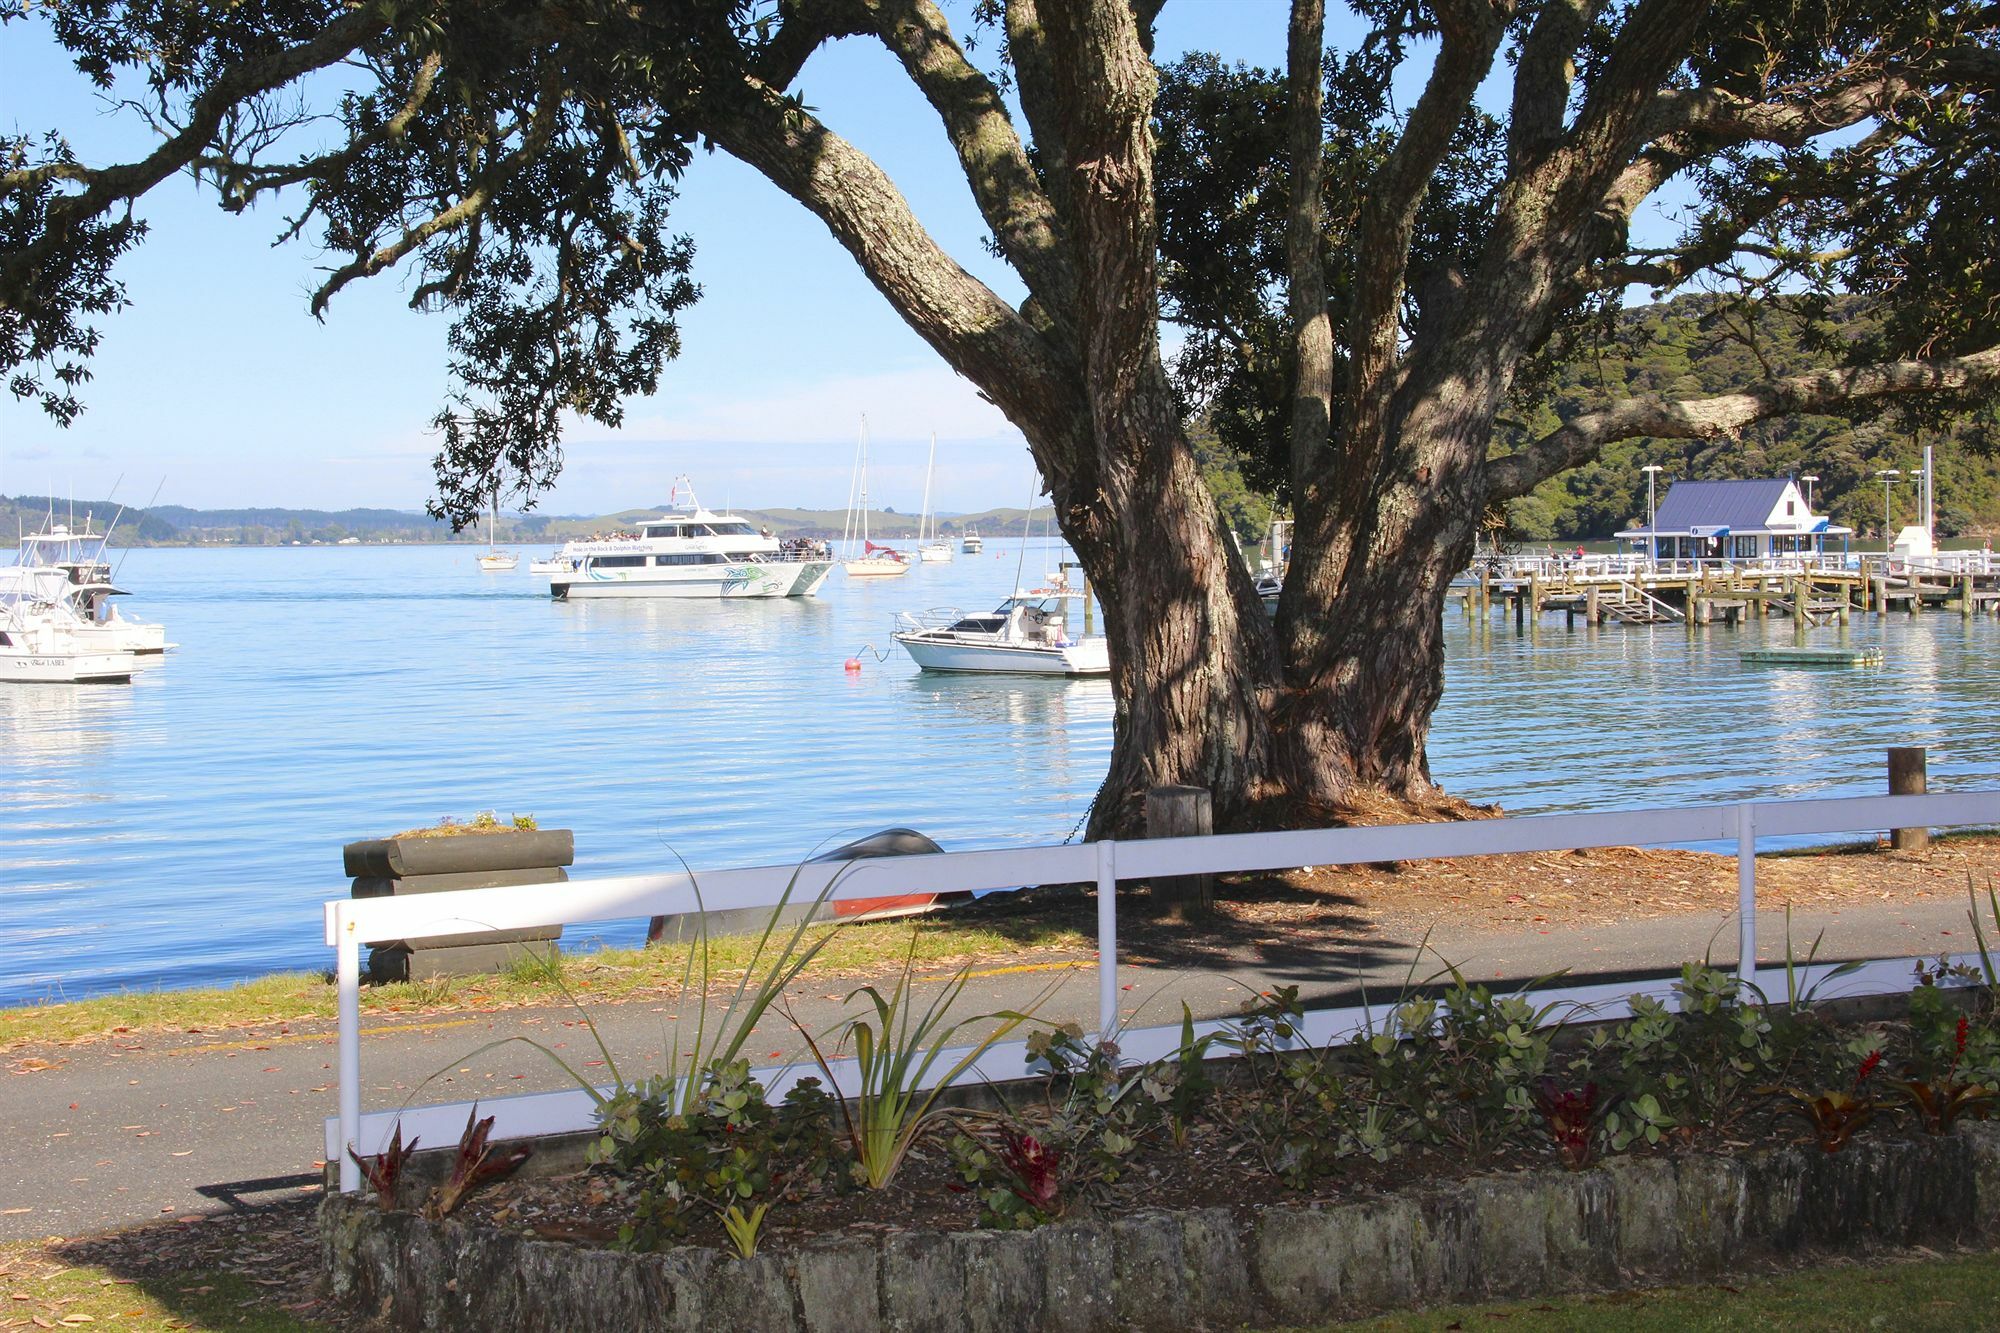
xmin=1 ymin=892 xmax=1979 ymax=1241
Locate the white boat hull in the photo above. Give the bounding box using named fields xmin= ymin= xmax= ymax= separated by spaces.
xmin=479 ymin=553 xmax=519 ymax=571
xmin=844 ymin=558 xmax=910 ymax=578
xmin=918 ymin=543 xmax=954 ymax=563
xmin=553 ymin=560 xmax=833 ymax=599
xmin=0 ymin=646 xmax=137 ymax=683
xmin=893 ymin=631 xmax=1109 ymax=676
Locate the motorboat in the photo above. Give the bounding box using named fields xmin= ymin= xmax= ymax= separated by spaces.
xmin=0 ymin=586 xmax=138 ymax=683
xmin=840 ymin=417 xmax=911 ymax=578
xmin=546 ymin=478 xmax=833 ymax=599
xmin=8 ymin=520 xmax=171 ymax=655
xmin=961 ymin=527 xmax=984 ymax=554
xmin=527 ymin=551 xmax=573 ymax=574
xmin=892 ymin=586 xmax=1109 ymax=676
xmin=914 ymin=432 xmax=953 ymax=563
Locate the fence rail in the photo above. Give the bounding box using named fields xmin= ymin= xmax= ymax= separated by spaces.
xmin=326 ymin=790 xmax=2000 ymax=1191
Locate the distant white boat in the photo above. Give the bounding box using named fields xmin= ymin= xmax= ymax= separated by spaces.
xmin=915 ymin=432 xmax=953 ymax=563
xmin=478 ymin=489 xmax=518 ymax=571
xmin=546 ymin=479 xmax=833 ymax=599
xmin=527 ymin=551 xmax=572 ymax=575
xmin=961 ymin=527 xmax=984 ymax=555
xmin=841 ymin=417 xmax=911 ymax=578
xmin=893 ymin=587 xmax=1108 ymax=676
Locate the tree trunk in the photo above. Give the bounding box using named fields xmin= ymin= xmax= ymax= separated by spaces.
xmin=1050 ymin=363 xmax=1285 ymax=838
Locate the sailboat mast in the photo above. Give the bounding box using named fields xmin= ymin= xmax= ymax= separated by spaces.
xmin=918 ymin=432 xmax=936 ymax=545
xmin=858 ymin=419 xmax=871 ymax=550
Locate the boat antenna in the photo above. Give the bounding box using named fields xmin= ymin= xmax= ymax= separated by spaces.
xmin=112 ymin=477 xmax=166 ymax=582
xmin=1011 ymin=471 xmax=1037 ymax=594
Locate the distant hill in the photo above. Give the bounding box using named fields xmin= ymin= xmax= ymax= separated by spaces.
xmin=0 ymin=494 xmax=1066 ymax=547
xmin=1495 ymin=294 xmax=2000 ymax=541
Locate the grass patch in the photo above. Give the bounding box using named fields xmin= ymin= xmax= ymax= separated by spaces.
xmin=0 ymin=1248 xmax=338 ymax=1332
xmin=0 ymin=908 xmax=1093 ymax=1049
xmin=1274 ymin=1250 xmax=2000 ymax=1330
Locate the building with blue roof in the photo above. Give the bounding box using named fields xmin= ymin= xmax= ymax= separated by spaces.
xmin=1615 ymin=478 xmax=1853 ymax=562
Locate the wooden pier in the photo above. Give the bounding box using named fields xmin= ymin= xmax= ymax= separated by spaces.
xmin=1454 ymin=557 xmax=2000 ymax=630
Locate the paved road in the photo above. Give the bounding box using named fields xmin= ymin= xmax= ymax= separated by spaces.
xmin=1 ymin=893 xmax=1978 ymax=1241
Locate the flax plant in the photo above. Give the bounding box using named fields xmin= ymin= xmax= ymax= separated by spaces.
xmin=798 ymin=930 xmax=1050 ymax=1189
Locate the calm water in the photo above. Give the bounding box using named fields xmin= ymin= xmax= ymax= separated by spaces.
xmin=3 ymin=544 xmax=1997 ymax=1005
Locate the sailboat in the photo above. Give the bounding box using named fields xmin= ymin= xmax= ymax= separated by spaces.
xmin=478 ymin=486 xmax=518 ymax=571
xmin=841 ymin=417 xmax=910 ymax=578
xmin=916 ymin=431 xmax=953 ymax=562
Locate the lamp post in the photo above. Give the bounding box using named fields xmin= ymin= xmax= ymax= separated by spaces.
xmin=1876 ymin=469 xmax=1900 ymax=554
xmin=1799 ymin=473 xmax=1818 ymax=512
xmin=1641 ymin=463 xmax=1663 ymax=564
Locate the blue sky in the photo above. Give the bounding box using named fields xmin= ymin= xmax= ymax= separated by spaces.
xmin=1 ymin=3 xmax=1611 ymax=519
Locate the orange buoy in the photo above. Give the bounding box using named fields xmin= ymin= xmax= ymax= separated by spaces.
xmin=844 ymin=657 xmax=862 ymax=673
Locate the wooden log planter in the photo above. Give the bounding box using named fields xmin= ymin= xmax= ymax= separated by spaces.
xmin=344 ymin=828 xmax=573 ymax=983
xmin=320 ymin=1122 xmax=2000 ymax=1330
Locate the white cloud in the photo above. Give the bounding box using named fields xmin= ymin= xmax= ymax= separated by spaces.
xmin=570 ymin=362 xmax=1022 ymax=449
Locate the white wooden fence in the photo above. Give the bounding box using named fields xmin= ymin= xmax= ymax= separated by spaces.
xmin=325 ymin=790 xmax=2000 ymax=1192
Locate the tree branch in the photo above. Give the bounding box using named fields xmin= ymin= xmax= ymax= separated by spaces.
xmin=309 ymin=67 xmax=565 ymax=317
xmin=1485 ymin=344 xmax=2000 ymax=500
xmin=701 ymin=75 xmax=1086 ymax=472
xmin=1284 ymin=0 xmax=1334 ymax=499
xmin=862 ymin=0 xmax=1074 ymax=310
xmin=1342 ymin=0 xmax=1510 ymax=460
xmin=1508 ymin=0 xmax=1598 ymax=170
xmin=1002 ymin=0 xmax=1076 ymax=242
xmin=2 ymin=8 xmax=387 ymax=221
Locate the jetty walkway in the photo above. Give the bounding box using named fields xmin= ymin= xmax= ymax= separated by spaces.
xmin=1458 ymin=552 xmax=2000 ymax=629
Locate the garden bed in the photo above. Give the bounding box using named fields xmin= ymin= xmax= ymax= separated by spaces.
xmin=322 ymin=1126 xmax=2000 ymax=1330
xmin=321 ymin=960 xmax=2000 ymax=1329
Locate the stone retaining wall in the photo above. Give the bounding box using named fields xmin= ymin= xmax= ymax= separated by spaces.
xmin=321 ymin=1125 xmax=2000 ymax=1331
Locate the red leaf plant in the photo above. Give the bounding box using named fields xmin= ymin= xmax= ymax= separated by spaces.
xmin=347 ymin=1121 xmax=418 ymax=1211
xmin=1899 ymin=1017 xmax=1996 ymax=1134
xmin=1532 ymin=1080 xmax=1601 ymax=1169
xmin=1774 ymin=1049 xmax=1883 ymax=1154
xmin=424 ymin=1106 xmax=533 ymax=1219
xmin=996 ymin=1129 xmax=1064 ymax=1216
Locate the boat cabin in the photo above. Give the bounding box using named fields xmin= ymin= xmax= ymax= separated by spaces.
xmin=1615 ymin=478 xmax=1852 ymax=563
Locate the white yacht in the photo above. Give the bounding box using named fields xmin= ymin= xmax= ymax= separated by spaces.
xmin=546 ymin=479 xmax=833 ymax=600
xmin=961 ymin=527 xmax=984 ymax=555
xmin=7 ymin=521 xmax=171 ymax=655
xmin=477 ymin=491 xmax=518 ymax=571
xmin=840 ymin=417 xmax=911 ymax=578
xmin=527 ymin=550 xmax=572 ymax=575
xmin=914 ymin=432 xmax=953 ymax=563
xmin=893 ymin=587 xmax=1109 ymax=676
xmin=1 ymin=586 xmax=138 ymax=683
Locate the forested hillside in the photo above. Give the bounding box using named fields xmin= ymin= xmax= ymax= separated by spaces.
xmin=1493 ymin=296 xmax=2000 ymax=541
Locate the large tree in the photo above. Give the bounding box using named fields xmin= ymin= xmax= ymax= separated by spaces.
xmin=5 ymin=0 xmax=1998 ymax=835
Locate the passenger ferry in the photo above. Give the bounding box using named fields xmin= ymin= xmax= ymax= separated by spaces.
xmin=546 ymin=479 xmax=835 ymax=600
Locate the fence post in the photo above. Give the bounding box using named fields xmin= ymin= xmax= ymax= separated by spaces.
xmin=1096 ymin=839 xmax=1119 ymax=1042
xmin=1736 ymin=802 xmax=1758 ymax=991
xmin=1889 ymin=747 xmax=1930 ymax=852
xmin=337 ymin=906 xmax=362 ymax=1194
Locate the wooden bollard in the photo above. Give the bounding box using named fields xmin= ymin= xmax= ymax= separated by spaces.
xmin=1145 ymin=785 xmax=1213 ymax=915
xmin=1888 ymin=747 xmax=1930 ymax=853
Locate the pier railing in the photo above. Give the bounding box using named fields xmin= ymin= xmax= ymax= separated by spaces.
xmin=325 ymin=790 xmax=2000 ymax=1192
